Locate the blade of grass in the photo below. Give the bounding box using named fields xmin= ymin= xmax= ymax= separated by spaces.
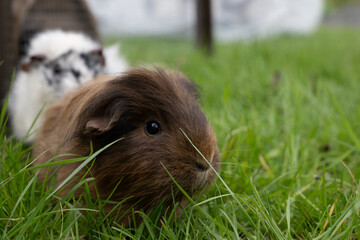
xmin=326 ymin=85 xmax=360 ymax=149
xmin=46 ymin=138 xmax=122 ymax=200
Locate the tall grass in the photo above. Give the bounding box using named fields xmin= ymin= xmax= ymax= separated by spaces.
xmin=1 ymin=28 xmax=360 ymax=239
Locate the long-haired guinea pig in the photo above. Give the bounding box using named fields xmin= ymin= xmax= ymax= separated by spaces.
xmin=33 ymin=67 xmax=220 ymax=224
xmin=8 ymin=29 xmax=128 ymax=143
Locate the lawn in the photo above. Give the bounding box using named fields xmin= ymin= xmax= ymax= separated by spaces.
xmin=1 ymin=28 xmax=360 ymax=239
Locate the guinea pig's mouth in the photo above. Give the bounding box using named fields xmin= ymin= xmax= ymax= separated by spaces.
xmin=192 ymin=154 xmax=217 ymax=190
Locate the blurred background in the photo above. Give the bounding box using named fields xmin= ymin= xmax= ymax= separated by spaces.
xmin=86 ymin=0 xmax=360 ymax=39
xmin=87 ymin=0 xmax=324 ymax=40
xmin=1 ymin=0 xmax=360 ymax=104
xmin=87 ymin=0 xmax=360 ymax=39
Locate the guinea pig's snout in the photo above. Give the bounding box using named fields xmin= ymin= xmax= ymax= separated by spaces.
xmin=193 ymin=149 xmax=216 ymax=172
xmin=194 ymin=160 xmax=210 ymax=172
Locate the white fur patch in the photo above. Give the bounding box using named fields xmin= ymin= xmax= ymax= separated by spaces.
xmin=8 ymin=29 xmax=128 ymax=143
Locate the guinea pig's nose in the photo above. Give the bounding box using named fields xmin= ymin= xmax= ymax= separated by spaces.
xmin=194 ymin=161 xmax=210 ymax=172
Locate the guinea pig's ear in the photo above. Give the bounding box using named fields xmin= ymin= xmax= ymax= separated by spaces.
xmin=172 ymin=71 xmax=201 ymax=99
xmin=185 ymin=80 xmax=201 ymax=99
xmin=20 ymin=54 xmax=47 ymax=72
xmin=87 ymin=48 xmax=105 ymax=66
xmin=84 ymin=111 xmax=121 ymax=136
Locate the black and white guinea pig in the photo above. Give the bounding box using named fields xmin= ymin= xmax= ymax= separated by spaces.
xmin=8 ymin=29 xmax=128 ymax=143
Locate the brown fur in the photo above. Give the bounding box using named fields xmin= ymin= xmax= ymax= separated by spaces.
xmin=33 ymin=67 xmax=220 ymax=224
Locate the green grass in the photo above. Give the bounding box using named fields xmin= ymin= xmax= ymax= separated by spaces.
xmin=1 ymin=28 xmax=360 ymax=239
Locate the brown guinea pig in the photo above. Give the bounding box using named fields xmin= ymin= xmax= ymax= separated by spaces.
xmin=32 ymin=67 xmax=220 ymax=224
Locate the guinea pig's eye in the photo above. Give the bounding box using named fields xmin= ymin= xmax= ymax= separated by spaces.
xmin=144 ymin=120 xmax=162 ymax=137
xmin=53 ymin=64 xmax=63 ymax=74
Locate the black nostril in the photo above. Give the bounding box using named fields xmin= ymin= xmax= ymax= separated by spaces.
xmin=195 ymin=161 xmax=209 ymax=172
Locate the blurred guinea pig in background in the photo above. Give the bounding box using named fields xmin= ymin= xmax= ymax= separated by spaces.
xmin=8 ymin=29 xmax=128 ymax=143
xmin=32 ymin=67 xmax=220 ymax=225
